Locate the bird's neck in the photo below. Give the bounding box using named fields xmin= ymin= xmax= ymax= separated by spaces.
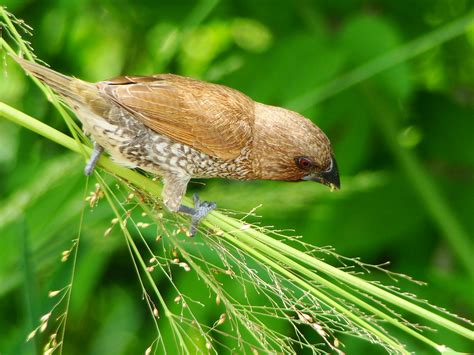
xmin=250 ymin=103 xmax=302 ymax=181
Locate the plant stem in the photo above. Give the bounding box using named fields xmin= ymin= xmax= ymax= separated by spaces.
xmin=100 ymin=183 xmax=189 ymax=354
xmin=209 ymin=211 xmax=474 ymax=341
xmin=207 ymin=217 xmax=438 ymax=352
xmin=217 ymin=228 xmax=409 ymax=353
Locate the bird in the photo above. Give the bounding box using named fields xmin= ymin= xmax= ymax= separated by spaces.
xmin=12 ymin=55 xmax=340 ymax=235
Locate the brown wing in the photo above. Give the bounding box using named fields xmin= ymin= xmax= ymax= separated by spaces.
xmin=97 ymin=74 xmax=255 ymax=160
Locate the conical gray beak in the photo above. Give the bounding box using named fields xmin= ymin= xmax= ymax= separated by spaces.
xmin=303 ymin=156 xmax=340 ymax=190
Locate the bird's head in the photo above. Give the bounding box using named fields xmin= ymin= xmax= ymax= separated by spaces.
xmin=252 ymin=103 xmax=340 ymax=190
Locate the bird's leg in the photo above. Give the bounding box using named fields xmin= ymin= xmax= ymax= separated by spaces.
xmin=178 ymin=193 xmax=216 ymax=236
xmin=84 ymin=142 xmax=104 ymax=176
xmin=162 ymin=173 xmax=215 ymax=236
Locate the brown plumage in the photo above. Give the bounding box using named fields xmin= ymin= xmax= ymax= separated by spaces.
xmin=13 ymin=55 xmax=340 ymax=234
xmin=101 ymin=74 xmax=254 ymax=161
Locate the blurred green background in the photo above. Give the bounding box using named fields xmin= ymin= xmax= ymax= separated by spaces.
xmin=0 ymin=0 xmax=473 ymax=354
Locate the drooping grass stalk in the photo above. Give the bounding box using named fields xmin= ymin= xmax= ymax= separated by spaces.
xmin=1 ymin=102 xmax=473 ymax=353
xmin=58 ymin=181 xmax=89 ymax=355
xmin=206 ymin=211 xmax=474 ymax=340
xmin=96 ymin=174 xmax=190 ymax=354
xmin=212 ymin=228 xmax=408 ymax=353
xmin=138 ymin=201 xmax=288 ymax=353
xmin=205 ymin=218 xmax=439 ymax=351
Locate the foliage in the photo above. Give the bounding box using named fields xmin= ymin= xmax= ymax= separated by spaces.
xmin=0 ymin=1 xmax=473 ymax=354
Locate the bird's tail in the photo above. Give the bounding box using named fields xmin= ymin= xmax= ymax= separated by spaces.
xmin=11 ymin=55 xmax=95 ymax=103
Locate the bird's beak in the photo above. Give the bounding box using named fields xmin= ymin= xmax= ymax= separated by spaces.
xmin=303 ymin=156 xmax=340 ymax=190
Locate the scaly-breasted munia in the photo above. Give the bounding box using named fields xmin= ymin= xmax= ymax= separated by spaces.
xmin=13 ymin=56 xmax=340 ymax=235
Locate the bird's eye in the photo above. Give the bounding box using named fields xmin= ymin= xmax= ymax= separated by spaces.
xmin=295 ymin=156 xmax=314 ymax=170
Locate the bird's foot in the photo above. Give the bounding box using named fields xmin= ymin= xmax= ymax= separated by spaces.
xmin=84 ymin=142 xmax=104 ymax=176
xmin=178 ymin=193 xmax=216 ymax=236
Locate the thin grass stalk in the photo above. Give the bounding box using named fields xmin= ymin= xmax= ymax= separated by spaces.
xmin=57 ymin=182 xmax=89 ymax=355
xmin=214 ymin=229 xmax=409 ymax=353
xmin=205 ymin=217 xmax=442 ymax=351
xmin=97 ymin=175 xmax=190 ymax=354
xmin=207 ymin=211 xmax=474 ymax=340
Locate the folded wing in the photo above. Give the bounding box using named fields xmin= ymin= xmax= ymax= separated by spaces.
xmin=98 ymin=74 xmax=255 ymax=160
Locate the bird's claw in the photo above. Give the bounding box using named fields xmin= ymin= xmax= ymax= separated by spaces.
xmin=84 ymin=142 xmax=104 ymax=176
xmin=179 ymin=193 xmax=216 ymax=236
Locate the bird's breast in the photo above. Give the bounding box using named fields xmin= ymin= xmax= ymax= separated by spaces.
xmin=191 ymin=145 xmax=254 ymax=180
